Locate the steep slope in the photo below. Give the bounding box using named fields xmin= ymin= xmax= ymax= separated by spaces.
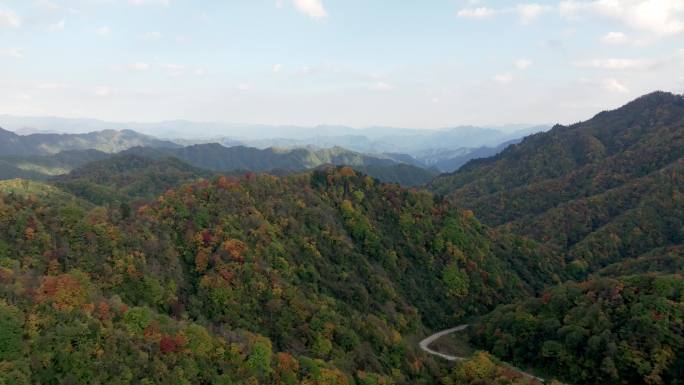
xmin=0 ymin=127 xmax=178 ymax=156
xmin=470 ymin=274 xmax=684 ymax=385
xmin=431 ymin=91 xmax=684 ymax=272
xmin=0 ymin=168 xmax=562 ymax=384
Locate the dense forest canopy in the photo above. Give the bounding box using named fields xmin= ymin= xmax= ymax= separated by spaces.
xmin=430 ymin=91 xmax=684 ymax=385
xmin=0 ymin=92 xmax=682 ymax=385
xmin=0 ymin=164 xmax=562 ymax=384
xmin=431 ymin=91 xmax=684 ymax=276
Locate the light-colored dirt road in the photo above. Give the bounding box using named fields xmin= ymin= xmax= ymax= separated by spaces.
xmin=419 ymin=324 xmax=545 ymax=383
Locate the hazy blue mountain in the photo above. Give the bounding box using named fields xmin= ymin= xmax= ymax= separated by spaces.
xmin=417 ymin=139 xmax=522 ymax=172
xmin=123 ymin=144 xmax=400 ymax=171
xmin=0 ymin=115 xmax=548 ymax=154
xmin=0 ymin=126 xmax=179 ymax=156
xmin=121 ymin=144 xmax=437 ymax=186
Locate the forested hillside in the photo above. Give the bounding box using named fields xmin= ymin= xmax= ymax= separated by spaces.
xmin=54 ymin=155 xmax=215 ymax=204
xmin=0 ymin=166 xmax=561 ymax=384
xmin=424 ymin=92 xmax=684 ymax=385
xmin=0 ymin=150 xmax=110 ymax=180
xmin=470 ymin=275 xmax=684 ymax=385
xmin=431 ymin=91 xmax=684 ymax=275
xmin=3 ymin=92 xmax=681 ymax=385
xmin=122 ymin=144 xmax=435 ymax=186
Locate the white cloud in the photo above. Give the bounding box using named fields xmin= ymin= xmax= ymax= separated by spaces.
xmin=162 ymin=63 xmax=186 ymax=76
xmin=48 ymin=19 xmax=65 ymax=32
xmin=601 ymin=78 xmax=629 ymax=93
xmin=35 ymin=1 xmax=61 ymax=12
xmin=493 ymin=73 xmax=514 ymax=84
xmin=515 ymin=59 xmax=533 ymax=70
xmin=572 ymin=58 xmax=651 ymax=70
xmin=94 ymin=86 xmax=112 ymax=97
xmin=127 ymin=62 xmax=150 ymax=71
xmin=0 ymin=48 xmax=24 ymax=59
xmin=457 ymin=4 xmax=549 ymax=23
xmin=96 ymin=26 xmax=111 ymax=36
xmin=141 ymin=31 xmax=163 ymax=41
xmin=275 ymin=0 xmax=285 ymax=8
xmin=517 ymin=3 xmax=550 ymax=24
xmin=35 ymin=82 xmax=69 ymax=90
xmin=457 ymin=7 xmax=494 ymax=19
xmin=370 ymin=82 xmax=394 ymax=91
xmin=0 ymin=9 xmax=21 ymax=28
xmin=272 ymin=64 xmax=283 ymax=73
xmin=559 ymin=0 xmax=684 ymax=37
xmin=292 ymin=0 xmax=327 ymax=19
xmin=129 ymin=0 xmax=170 ymax=6
xmin=237 ymin=84 xmax=251 ymax=91
xmin=14 ymin=93 xmax=32 ymax=101
xmin=600 ymin=31 xmax=628 ymax=44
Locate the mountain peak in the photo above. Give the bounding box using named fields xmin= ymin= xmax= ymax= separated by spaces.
xmin=619 ymin=91 xmax=682 ymax=111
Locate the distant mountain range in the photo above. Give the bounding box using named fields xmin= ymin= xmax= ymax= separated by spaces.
xmin=0 ymin=115 xmax=548 ymax=170
xmin=121 ymin=144 xmax=438 ymax=186
xmin=0 ymin=127 xmax=178 ymax=156
xmin=0 ymin=134 xmax=437 ymax=187
xmin=0 ymin=119 xmax=542 ymax=185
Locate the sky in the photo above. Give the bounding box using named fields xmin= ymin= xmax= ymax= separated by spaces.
xmin=0 ymin=0 xmax=683 ymax=128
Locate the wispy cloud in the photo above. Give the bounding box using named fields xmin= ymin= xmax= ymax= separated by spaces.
xmin=559 ymin=0 xmax=684 ymax=37
xmin=572 ymin=58 xmax=652 ymax=70
xmin=370 ymin=81 xmax=394 ymax=91
xmin=96 ymin=26 xmax=111 ymax=36
xmin=493 ymin=73 xmax=514 ymax=84
xmin=601 ymin=78 xmax=629 ymax=93
xmin=0 ymin=8 xmax=21 ymax=28
xmin=129 ymin=0 xmax=170 ymax=6
xmin=48 ymin=19 xmax=65 ymax=32
xmin=600 ymin=31 xmax=628 ymax=44
xmin=457 ymin=7 xmax=494 ymax=19
xmin=162 ymin=63 xmax=186 ymax=77
xmin=94 ymin=86 xmax=112 ymax=97
xmin=0 ymin=48 xmax=24 ymax=59
xmin=292 ymin=0 xmax=327 ymax=19
xmin=141 ymin=31 xmax=163 ymax=41
xmin=516 ymin=3 xmax=551 ymax=24
xmin=515 ymin=59 xmax=533 ymax=70
xmin=35 ymin=82 xmax=70 ymax=90
xmin=35 ymin=1 xmax=61 ymax=12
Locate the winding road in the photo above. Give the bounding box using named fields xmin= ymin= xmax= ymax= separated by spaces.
xmin=419 ymin=325 xmax=545 ymax=383
xmin=418 ymin=324 xmax=469 ymax=361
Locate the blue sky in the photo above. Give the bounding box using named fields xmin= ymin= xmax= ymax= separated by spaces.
xmin=0 ymin=0 xmax=683 ymax=128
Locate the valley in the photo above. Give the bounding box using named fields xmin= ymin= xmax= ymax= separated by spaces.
xmin=0 ymin=93 xmax=681 ymax=385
